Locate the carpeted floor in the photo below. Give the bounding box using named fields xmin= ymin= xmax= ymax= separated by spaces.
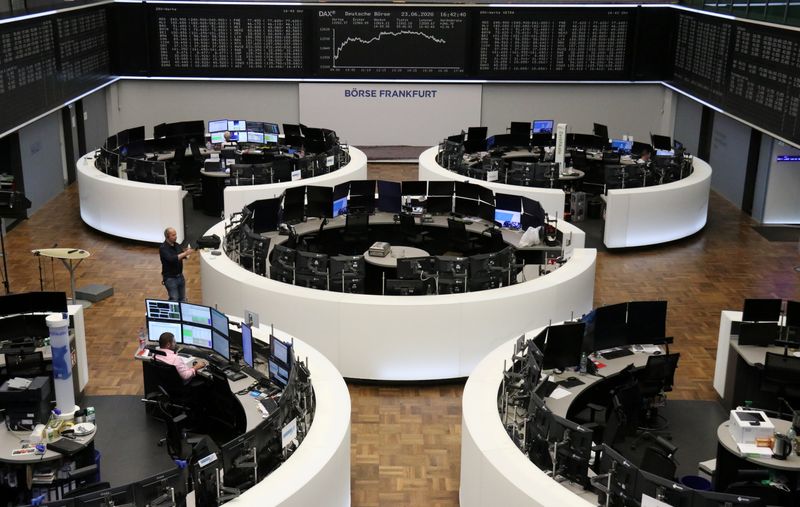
xmin=753 ymin=225 xmax=800 ymax=243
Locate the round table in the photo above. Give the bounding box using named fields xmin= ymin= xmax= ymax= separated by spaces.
xmin=31 ymin=248 xmax=91 ymax=306
xmin=362 ymin=246 xmax=429 ymax=268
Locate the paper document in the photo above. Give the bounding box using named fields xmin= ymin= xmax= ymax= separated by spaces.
xmin=640 ymin=345 xmax=662 ymax=354
xmin=736 ymin=443 xmax=773 ymax=457
xmin=7 ymin=377 xmax=32 ymax=390
xmin=641 ymin=493 xmax=671 ymax=507
xmin=549 ymin=387 xmax=572 ymax=400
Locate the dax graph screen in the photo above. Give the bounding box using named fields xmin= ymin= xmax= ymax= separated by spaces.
xmin=315 ymin=8 xmax=469 ymax=77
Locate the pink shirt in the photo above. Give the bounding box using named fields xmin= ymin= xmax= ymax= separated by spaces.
xmin=155 ymin=348 xmax=196 ymax=381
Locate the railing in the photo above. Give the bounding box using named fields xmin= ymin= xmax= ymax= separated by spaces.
xmin=681 ymin=0 xmax=800 ymax=27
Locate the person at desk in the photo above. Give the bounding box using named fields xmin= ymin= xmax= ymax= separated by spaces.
xmin=637 ymin=147 xmax=652 ymax=165
xmin=155 ymin=332 xmax=207 ymax=381
xmin=160 ymin=227 xmax=194 ymax=302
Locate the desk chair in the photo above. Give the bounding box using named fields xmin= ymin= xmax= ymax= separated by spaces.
xmin=610 ymin=380 xmax=642 ymax=441
xmin=5 ymin=351 xmax=45 ymax=376
xmin=447 ymin=218 xmax=479 ymax=255
xmin=272 ymin=158 xmax=293 ymax=182
xmin=251 ymin=164 xmax=271 ymax=185
xmin=533 ymin=162 xmax=555 ymax=188
xmin=399 ymin=213 xmax=430 ymax=247
xmin=759 ymin=352 xmax=800 ymax=408
xmin=635 ymin=353 xmax=680 ymax=433
xmin=141 ymin=356 xmax=203 ymax=422
xmin=343 ymin=212 xmax=370 ymax=254
xmin=231 ymin=164 xmax=254 ymax=186
xmin=602 ymin=152 xmax=621 ymax=165
xmin=638 ymin=436 xmax=678 ymax=481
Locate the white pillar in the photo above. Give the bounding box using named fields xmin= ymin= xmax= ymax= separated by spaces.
xmin=47 ymin=313 xmax=75 ymax=414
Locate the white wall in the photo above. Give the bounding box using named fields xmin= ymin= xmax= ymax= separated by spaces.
xmin=762 ymin=141 xmax=800 ymax=224
xmin=708 ymin=112 xmax=751 ymax=207
xmin=105 ymin=80 xmax=300 ymax=136
xmin=82 ymin=88 xmax=109 ymax=152
xmin=480 ymin=84 xmax=674 ymax=142
xmin=18 ymin=111 xmax=65 ymax=213
xmin=673 ymin=93 xmax=702 ymax=155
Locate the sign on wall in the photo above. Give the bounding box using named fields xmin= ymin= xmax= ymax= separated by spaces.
xmin=299 ymin=83 xmax=481 ymax=146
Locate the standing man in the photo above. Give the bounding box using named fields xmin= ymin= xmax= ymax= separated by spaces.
xmin=160 ymin=227 xmax=193 ymax=301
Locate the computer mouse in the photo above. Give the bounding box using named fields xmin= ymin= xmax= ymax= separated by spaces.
xmin=653 ymin=351 xmax=662 ymax=355
xmin=567 ymin=376 xmax=578 ymax=382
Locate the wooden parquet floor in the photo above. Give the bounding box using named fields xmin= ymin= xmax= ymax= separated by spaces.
xmin=2 ymin=162 xmax=798 ymax=505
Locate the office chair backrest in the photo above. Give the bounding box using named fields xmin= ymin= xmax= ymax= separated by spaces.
xmin=763 ymin=352 xmax=800 ymax=385
xmin=602 ymin=152 xmax=621 ymax=164
xmin=272 ymin=158 xmax=293 ymax=182
xmin=611 ymin=380 xmax=641 ymax=431
xmin=570 ymin=150 xmax=588 ymax=169
xmin=639 ymin=445 xmax=677 ymax=481
xmin=345 ymin=211 xmax=369 ymax=231
xmin=639 ymin=353 xmax=680 ymax=394
xmin=447 ymin=218 xmax=468 ymax=237
xmin=5 ymin=351 xmax=44 ymax=376
xmin=399 ymin=213 xmax=417 ymax=232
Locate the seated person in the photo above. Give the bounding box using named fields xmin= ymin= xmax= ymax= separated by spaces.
xmin=155 ymin=332 xmax=207 ymax=381
xmin=637 ymin=147 xmax=652 ymax=165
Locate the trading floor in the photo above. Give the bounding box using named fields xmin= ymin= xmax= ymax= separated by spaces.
xmin=1 ymin=162 xmax=799 ymax=506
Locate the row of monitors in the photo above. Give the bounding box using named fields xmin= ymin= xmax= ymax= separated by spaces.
xmin=211 ymin=130 xmax=279 ymax=145
xmin=243 ymin=179 xmax=546 ymax=233
xmin=208 ymin=119 xmax=280 ymax=135
xmin=26 ymin=466 xmax=188 ymax=507
xmin=105 ymin=121 xmax=207 ymax=150
xmin=742 ymin=298 xmax=800 ymax=325
xmin=0 ymin=291 xmax=67 ymax=318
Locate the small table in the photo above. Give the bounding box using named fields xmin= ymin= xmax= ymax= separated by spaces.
xmin=715 ymin=417 xmax=800 ymax=491
xmin=31 ymin=248 xmax=91 ymax=307
xmin=363 ymin=246 xmax=429 ymax=268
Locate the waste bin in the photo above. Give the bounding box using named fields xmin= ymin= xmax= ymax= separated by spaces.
xmin=680 ymin=475 xmax=712 ymax=491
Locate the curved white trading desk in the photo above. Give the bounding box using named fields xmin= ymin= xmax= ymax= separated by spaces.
xmin=418 ymin=146 xmax=566 ymax=220
xmin=223 ymin=147 xmax=368 ymax=219
xmin=460 ymin=328 xmax=594 ymax=507
xmin=77 ymin=152 xmax=185 ymax=243
xmin=200 ymin=220 xmax=596 ymax=381
xmin=226 ymin=321 xmax=351 ymax=506
xmin=602 ymin=157 xmax=712 ymax=248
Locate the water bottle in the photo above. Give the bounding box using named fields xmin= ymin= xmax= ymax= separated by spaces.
xmin=137 ymin=327 xmax=146 ymax=352
xmin=787 ymin=425 xmax=797 ymax=454
xmin=579 ymin=352 xmax=588 ymax=375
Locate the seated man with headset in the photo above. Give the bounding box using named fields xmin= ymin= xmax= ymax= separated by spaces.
xmin=156 ymin=332 xmax=207 ymax=382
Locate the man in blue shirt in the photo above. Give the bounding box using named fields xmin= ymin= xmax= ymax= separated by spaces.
xmin=160 ymin=227 xmax=193 ymax=301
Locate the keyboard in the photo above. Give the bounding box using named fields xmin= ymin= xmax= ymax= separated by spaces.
xmin=601 ymin=348 xmax=634 ymax=360
xmin=224 ymin=369 xmax=246 ymax=381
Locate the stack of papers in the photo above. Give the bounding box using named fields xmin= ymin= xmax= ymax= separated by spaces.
xmin=7 ymin=377 xmax=32 ymax=390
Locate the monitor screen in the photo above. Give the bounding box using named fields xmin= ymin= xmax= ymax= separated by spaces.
xmin=228 ymin=120 xmax=246 ymax=131
xmin=742 ymin=298 xmax=782 ymax=322
xmin=377 ymin=180 xmax=402 ymax=213
xmin=626 ymin=301 xmax=667 ymax=345
xmin=264 ymin=133 xmax=279 ymax=144
xmin=592 ymin=302 xmax=629 ymax=351
xmin=208 ymin=119 xmax=228 ymax=133
xmin=146 ymin=299 xmax=181 ymax=321
xmin=495 ymin=193 xmax=521 ymax=212
xmin=132 ymin=467 xmax=187 ymax=507
xmin=211 ymin=307 xmax=229 ymax=337
xmin=593 ymin=122 xmax=609 ymax=140
xmin=611 ymin=139 xmax=633 ymax=153
xmin=428 ymin=180 xmax=455 ymax=196
xmin=227 ymin=131 xmax=244 ymax=142
xmin=147 ymin=320 xmax=182 ymax=343
xmin=333 ymin=196 xmax=348 ymax=217
xmin=495 ymin=209 xmax=522 ymax=229
xmin=542 ymin=322 xmax=586 ymax=370
xmin=532 ymin=120 xmax=554 ymax=134
xmin=180 ymin=303 xmax=211 ymax=326
xmin=650 ymin=134 xmax=672 ymax=151
xmin=270 ymin=335 xmax=290 ymax=365
xmin=238 ymin=324 xmax=253 ymax=369
xmin=455 ymin=181 xmax=480 ymax=200
xmin=182 ymin=324 xmax=213 ymax=349
xmin=401 ymin=181 xmax=427 ymax=196
xmin=269 ymin=358 xmax=289 ymax=387
xmin=307 ymin=186 xmax=333 ymax=218
xmin=247 ymin=131 xmax=265 ymax=144
xmin=210 ymin=132 xmax=225 ymax=144
xmin=283 ymin=186 xmax=306 ymax=223
xmin=212 ymin=330 xmax=230 ymax=360
xmin=263 ymin=122 xmax=280 ymax=135
xmin=655 ymin=149 xmax=674 ymax=156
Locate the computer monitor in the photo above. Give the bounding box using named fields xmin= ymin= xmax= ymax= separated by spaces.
xmin=241 ymin=323 xmax=254 ymax=368
xmin=611 ymin=139 xmax=633 ymax=153
xmin=147 ymin=319 xmax=182 ymax=343
xmin=210 ymin=132 xmax=225 ymax=144
xmin=211 ymin=330 xmax=230 ymax=360
xmin=295 ymin=251 xmax=328 ymax=276
xmin=269 ymin=358 xmax=290 ymax=387
xmin=264 ymin=133 xmax=279 ymax=144
xmin=633 ymin=469 xmax=692 ymax=507
xmin=742 ymin=298 xmax=782 ymax=322
xmin=532 ymin=120 xmax=554 ymax=134
xmin=428 ymin=181 xmax=454 ymax=196
xmin=454 ymin=197 xmax=479 ymax=217
xmin=495 ymin=193 xmax=521 ymax=212
xmin=495 ymin=209 xmax=521 ymax=230
xmin=270 ymin=335 xmax=290 ymax=366
xmin=263 ymin=122 xmax=280 ymax=135
xmin=249 ymin=197 xmax=282 ymax=234
xmin=455 ymin=181 xmax=480 ymax=200
xmin=145 ymin=299 xmax=181 ymax=321
xmin=591 ymin=302 xmax=629 ymax=351
xmin=132 ymin=466 xmax=187 ymax=507
xmin=270 ymin=244 xmax=296 ymax=270
xmin=542 ymin=322 xmax=586 ymax=371
xmin=74 ymin=484 xmax=135 ymax=507
xmin=477 ymin=201 xmax=495 ymax=222
xmin=230 ymin=131 xmax=246 ymax=142
xmin=332 ymin=196 xmax=348 ymax=217
xmin=282 ymin=186 xmax=306 ymax=223
xmin=385 ymin=279 xmax=428 ymax=296
xmin=208 ymin=119 xmax=228 ymax=133
xmin=220 ymin=432 xmax=257 ymax=489
xmin=550 ymin=415 xmax=592 ymax=487
xmin=210 ymin=307 xmax=228 ymax=337
xmin=401 ymin=181 xmax=427 ymax=196
xmin=598 ymin=444 xmax=639 ymax=507
xmin=526 ymin=394 xmax=553 ymax=469
xmin=626 ymin=301 xmax=667 ymax=345
xmin=330 ymin=255 xmax=365 ymax=278
xmin=692 ymin=490 xmax=761 ymax=506
xmin=738 ymin=322 xmax=779 ymax=346
xmin=469 ymin=251 xmax=507 ymax=279
xmin=593 ymin=123 xmax=609 ymax=140
xmin=377 ymin=180 xmax=402 ymax=213
xmin=650 ymin=134 xmax=672 ymax=151
xmin=306 ymin=186 xmax=333 ymax=218
xmin=567 ymin=133 xmax=606 ymax=150
xmin=180 ymin=302 xmax=211 ymax=326
xmin=396 ymin=257 xmax=436 ymax=280
xmin=227 ymin=120 xmax=246 ymax=131
xmin=247 ymin=131 xmax=265 ymax=144
xmin=786 ymin=300 xmax=800 ymax=328
xmin=182 ymin=323 xmax=213 ymax=349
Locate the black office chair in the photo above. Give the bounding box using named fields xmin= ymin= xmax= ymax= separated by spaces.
xmin=231 ymin=164 xmax=254 ymax=186
xmin=141 ymin=356 xmax=203 ymax=422
xmin=760 ymin=352 xmax=800 ymax=408
xmin=533 ymin=162 xmax=554 ymax=188
xmin=635 ymin=353 xmax=680 ymax=433
xmin=638 ymin=436 xmax=678 ymax=481
xmin=602 ymin=151 xmax=621 ymax=165
xmin=342 ymin=212 xmax=370 ymax=254
xmin=610 ymin=380 xmax=642 ymax=440
xmin=5 ymin=351 xmax=45 ymax=376
xmin=446 ymin=218 xmax=479 ymax=255
xmin=272 ymin=157 xmax=293 ymax=183
xmin=399 ymin=213 xmax=430 ymax=247
xmin=570 ymin=149 xmax=589 ymax=170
